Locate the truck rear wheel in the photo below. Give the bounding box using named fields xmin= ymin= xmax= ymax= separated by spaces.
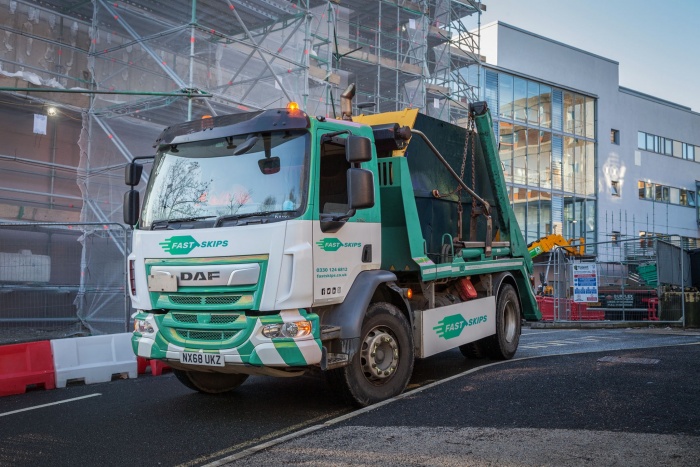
xmin=326 ymin=302 xmax=414 ymax=407
xmin=173 ymin=369 xmax=248 ymax=394
xmin=485 ymin=283 xmax=521 ymax=360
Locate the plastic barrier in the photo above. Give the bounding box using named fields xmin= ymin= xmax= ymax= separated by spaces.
xmin=536 ymin=296 xmax=605 ymax=321
xmin=0 ymin=341 xmax=56 ymax=396
xmin=136 ymin=356 xmax=171 ymax=376
xmin=571 ymin=302 xmax=605 ymax=321
xmin=51 ymin=333 xmax=137 ymax=388
xmin=536 ymin=296 xmax=554 ymax=321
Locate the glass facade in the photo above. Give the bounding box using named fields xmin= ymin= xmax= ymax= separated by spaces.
xmin=482 ymin=68 xmax=596 ymax=248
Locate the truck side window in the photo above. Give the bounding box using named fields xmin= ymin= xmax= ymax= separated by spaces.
xmin=319 ymin=139 xmax=350 ymax=214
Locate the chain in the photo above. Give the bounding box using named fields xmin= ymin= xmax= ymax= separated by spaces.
xmin=470 ymin=111 xmax=477 ymax=216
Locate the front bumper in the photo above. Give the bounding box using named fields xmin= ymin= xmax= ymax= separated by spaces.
xmin=132 ymin=309 xmax=322 ymax=368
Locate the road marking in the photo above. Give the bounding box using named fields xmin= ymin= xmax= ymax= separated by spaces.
xmin=521 ymin=330 xmax=572 ymax=336
xmin=519 ymin=335 xmax=621 ymax=349
xmin=0 ymin=393 xmax=101 ymax=418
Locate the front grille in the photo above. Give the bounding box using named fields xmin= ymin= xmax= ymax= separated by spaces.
xmin=168 ymin=295 xmax=242 ymax=306
xmin=210 ymin=314 xmax=239 ymax=324
xmin=170 ymin=296 xmax=203 ymax=305
xmin=175 ymin=329 xmax=238 ymax=341
xmin=171 ymin=313 xmax=239 ymax=324
xmin=172 ymin=313 xmax=198 ymax=323
xmin=206 ymin=296 xmax=241 ymax=305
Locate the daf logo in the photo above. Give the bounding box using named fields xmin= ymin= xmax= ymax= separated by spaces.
xmin=180 ymin=271 xmax=220 ymax=281
xmin=149 ymin=263 xmax=260 ymax=287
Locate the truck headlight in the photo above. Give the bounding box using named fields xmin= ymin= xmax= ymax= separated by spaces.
xmin=134 ymin=318 xmax=154 ymax=334
xmin=262 ymin=320 xmax=312 ymax=338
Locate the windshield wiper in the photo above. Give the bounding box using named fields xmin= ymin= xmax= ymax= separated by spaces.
xmin=151 ymin=215 xmax=216 ymax=230
xmin=214 ymin=210 xmax=293 ymax=227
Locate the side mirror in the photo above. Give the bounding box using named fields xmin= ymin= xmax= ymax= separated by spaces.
xmin=123 ymin=189 xmax=140 ymax=225
xmin=125 ymin=162 xmax=143 ymax=186
xmin=348 ymin=168 xmax=375 ymax=210
xmin=346 ymin=135 xmax=372 ymax=164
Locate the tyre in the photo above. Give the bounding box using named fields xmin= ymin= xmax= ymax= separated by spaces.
xmin=326 ymin=302 xmax=414 ymax=407
xmin=484 ymin=283 xmax=521 ymax=360
xmin=173 ymin=369 xmax=248 ymax=394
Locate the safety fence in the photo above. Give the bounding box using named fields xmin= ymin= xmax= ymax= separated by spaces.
xmin=532 ymin=236 xmax=696 ymax=325
xmin=0 ymin=222 xmax=131 ymax=345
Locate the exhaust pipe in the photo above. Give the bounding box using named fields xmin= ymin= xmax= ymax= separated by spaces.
xmin=340 ymin=83 xmax=355 ymax=121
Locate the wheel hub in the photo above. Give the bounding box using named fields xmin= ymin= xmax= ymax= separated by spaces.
xmin=361 ymin=327 xmax=399 ymax=381
xmin=504 ymin=300 xmax=517 ymax=343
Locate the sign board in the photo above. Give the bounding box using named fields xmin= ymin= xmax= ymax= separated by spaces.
xmin=572 ymin=263 xmax=598 ymax=303
xmin=416 ymin=296 xmax=495 ymax=358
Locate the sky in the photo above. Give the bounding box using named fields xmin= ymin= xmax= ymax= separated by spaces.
xmin=479 ymin=0 xmax=700 ymax=112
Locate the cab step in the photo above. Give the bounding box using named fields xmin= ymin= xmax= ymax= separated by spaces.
xmin=320 ymin=324 xmax=341 ymax=341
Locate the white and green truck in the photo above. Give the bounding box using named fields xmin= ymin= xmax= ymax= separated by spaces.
xmin=124 ymin=87 xmax=540 ymax=406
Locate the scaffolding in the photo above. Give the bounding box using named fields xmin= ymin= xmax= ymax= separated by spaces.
xmin=0 ymin=0 xmax=483 ymax=224
xmin=0 ymin=0 xmax=481 ymax=335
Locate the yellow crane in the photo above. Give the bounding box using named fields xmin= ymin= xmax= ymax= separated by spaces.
xmin=528 ymin=234 xmax=585 ymax=296
xmin=528 ymin=234 xmax=585 ymax=259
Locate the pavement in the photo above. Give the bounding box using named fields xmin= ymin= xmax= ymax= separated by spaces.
xmin=215 ymin=341 xmax=700 ymax=466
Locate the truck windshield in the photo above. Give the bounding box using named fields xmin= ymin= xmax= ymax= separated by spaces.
xmin=140 ymin=130 xmax=309 ymax=230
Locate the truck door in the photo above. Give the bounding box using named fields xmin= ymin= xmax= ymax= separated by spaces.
xmin=312 ymin=129 xmax=380 ymax=305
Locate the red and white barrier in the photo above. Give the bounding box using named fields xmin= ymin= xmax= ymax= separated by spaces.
xmin=0 ymin=341 xmax=56 ymax=396
xmin=137 ymin=356 xmax=171 ymax=376
xmin=50 ymin=333 xmax=138 ymax=388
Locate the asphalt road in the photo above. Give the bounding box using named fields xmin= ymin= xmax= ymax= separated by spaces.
xmin=1 ymin=328 xmax=699 ymax=466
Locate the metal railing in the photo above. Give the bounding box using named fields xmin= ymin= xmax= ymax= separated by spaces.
xmin=532 ymin=236 xmax=691 ymax=325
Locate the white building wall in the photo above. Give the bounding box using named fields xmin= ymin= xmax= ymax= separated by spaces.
xmin=613 ymin=89 xmax=700 ymax=240
xmin=480 ymin=21 xmax=700 ymax=245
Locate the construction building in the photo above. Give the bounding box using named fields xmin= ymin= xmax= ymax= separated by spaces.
xmin=0 ymin=0 xmax=483 ymax=336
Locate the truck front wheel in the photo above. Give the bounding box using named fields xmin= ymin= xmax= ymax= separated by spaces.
xmin=173 ymin=369 xmax=248 ymax=394
xmin=485 ymin=283 xmax=521 ymax=360
xmin=326 ymin=302 xmax=414 ymax=407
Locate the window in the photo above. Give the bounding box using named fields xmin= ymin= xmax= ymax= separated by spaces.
xmin=670 ymin=187 xmax=680 ymax=204
xmin=611 ymin=180 xmax=620 ymax=196
xmin=563 ymin=91 xmax=574 ymax=133
xmin=645 ymin=181 xmax=653 ymax=199
xmin=683 ymin=143 xmax=696 ymax=161
xmin=664 ymin=138 xmax=674 ymax=156
xmin=499 ymin=73 xmax=514 ymax=119
xmin=611 ymin=129 xmax=620 ymax=145
xmin=655 ymin=185 xmax=669 ymax=202
xmin=638 ymin=132 xmax=697 ymax=159
xmin=319 ymin=135 xmax=351 ymax=215
xmin=539 ymin=85 xmax=552 ymax=128
xmin=513 ymin=77 xmax=527 ymax=122
xmin=674 ymin=140 xmax=683 ymax=158
xmin=527 ymin=81 xmax=539 ymax=125
xmin=638 ymin=180 xmax=646 ymax=198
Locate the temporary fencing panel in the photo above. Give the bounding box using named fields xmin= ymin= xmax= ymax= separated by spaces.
xmin=532 ymin=236 xmax=689 ymax=325
xmin=0 ymin=222 xmax=130 ymax=344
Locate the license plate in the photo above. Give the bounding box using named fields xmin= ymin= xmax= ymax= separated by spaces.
xmin=180 ymin=352 xmax=224 ymax=367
